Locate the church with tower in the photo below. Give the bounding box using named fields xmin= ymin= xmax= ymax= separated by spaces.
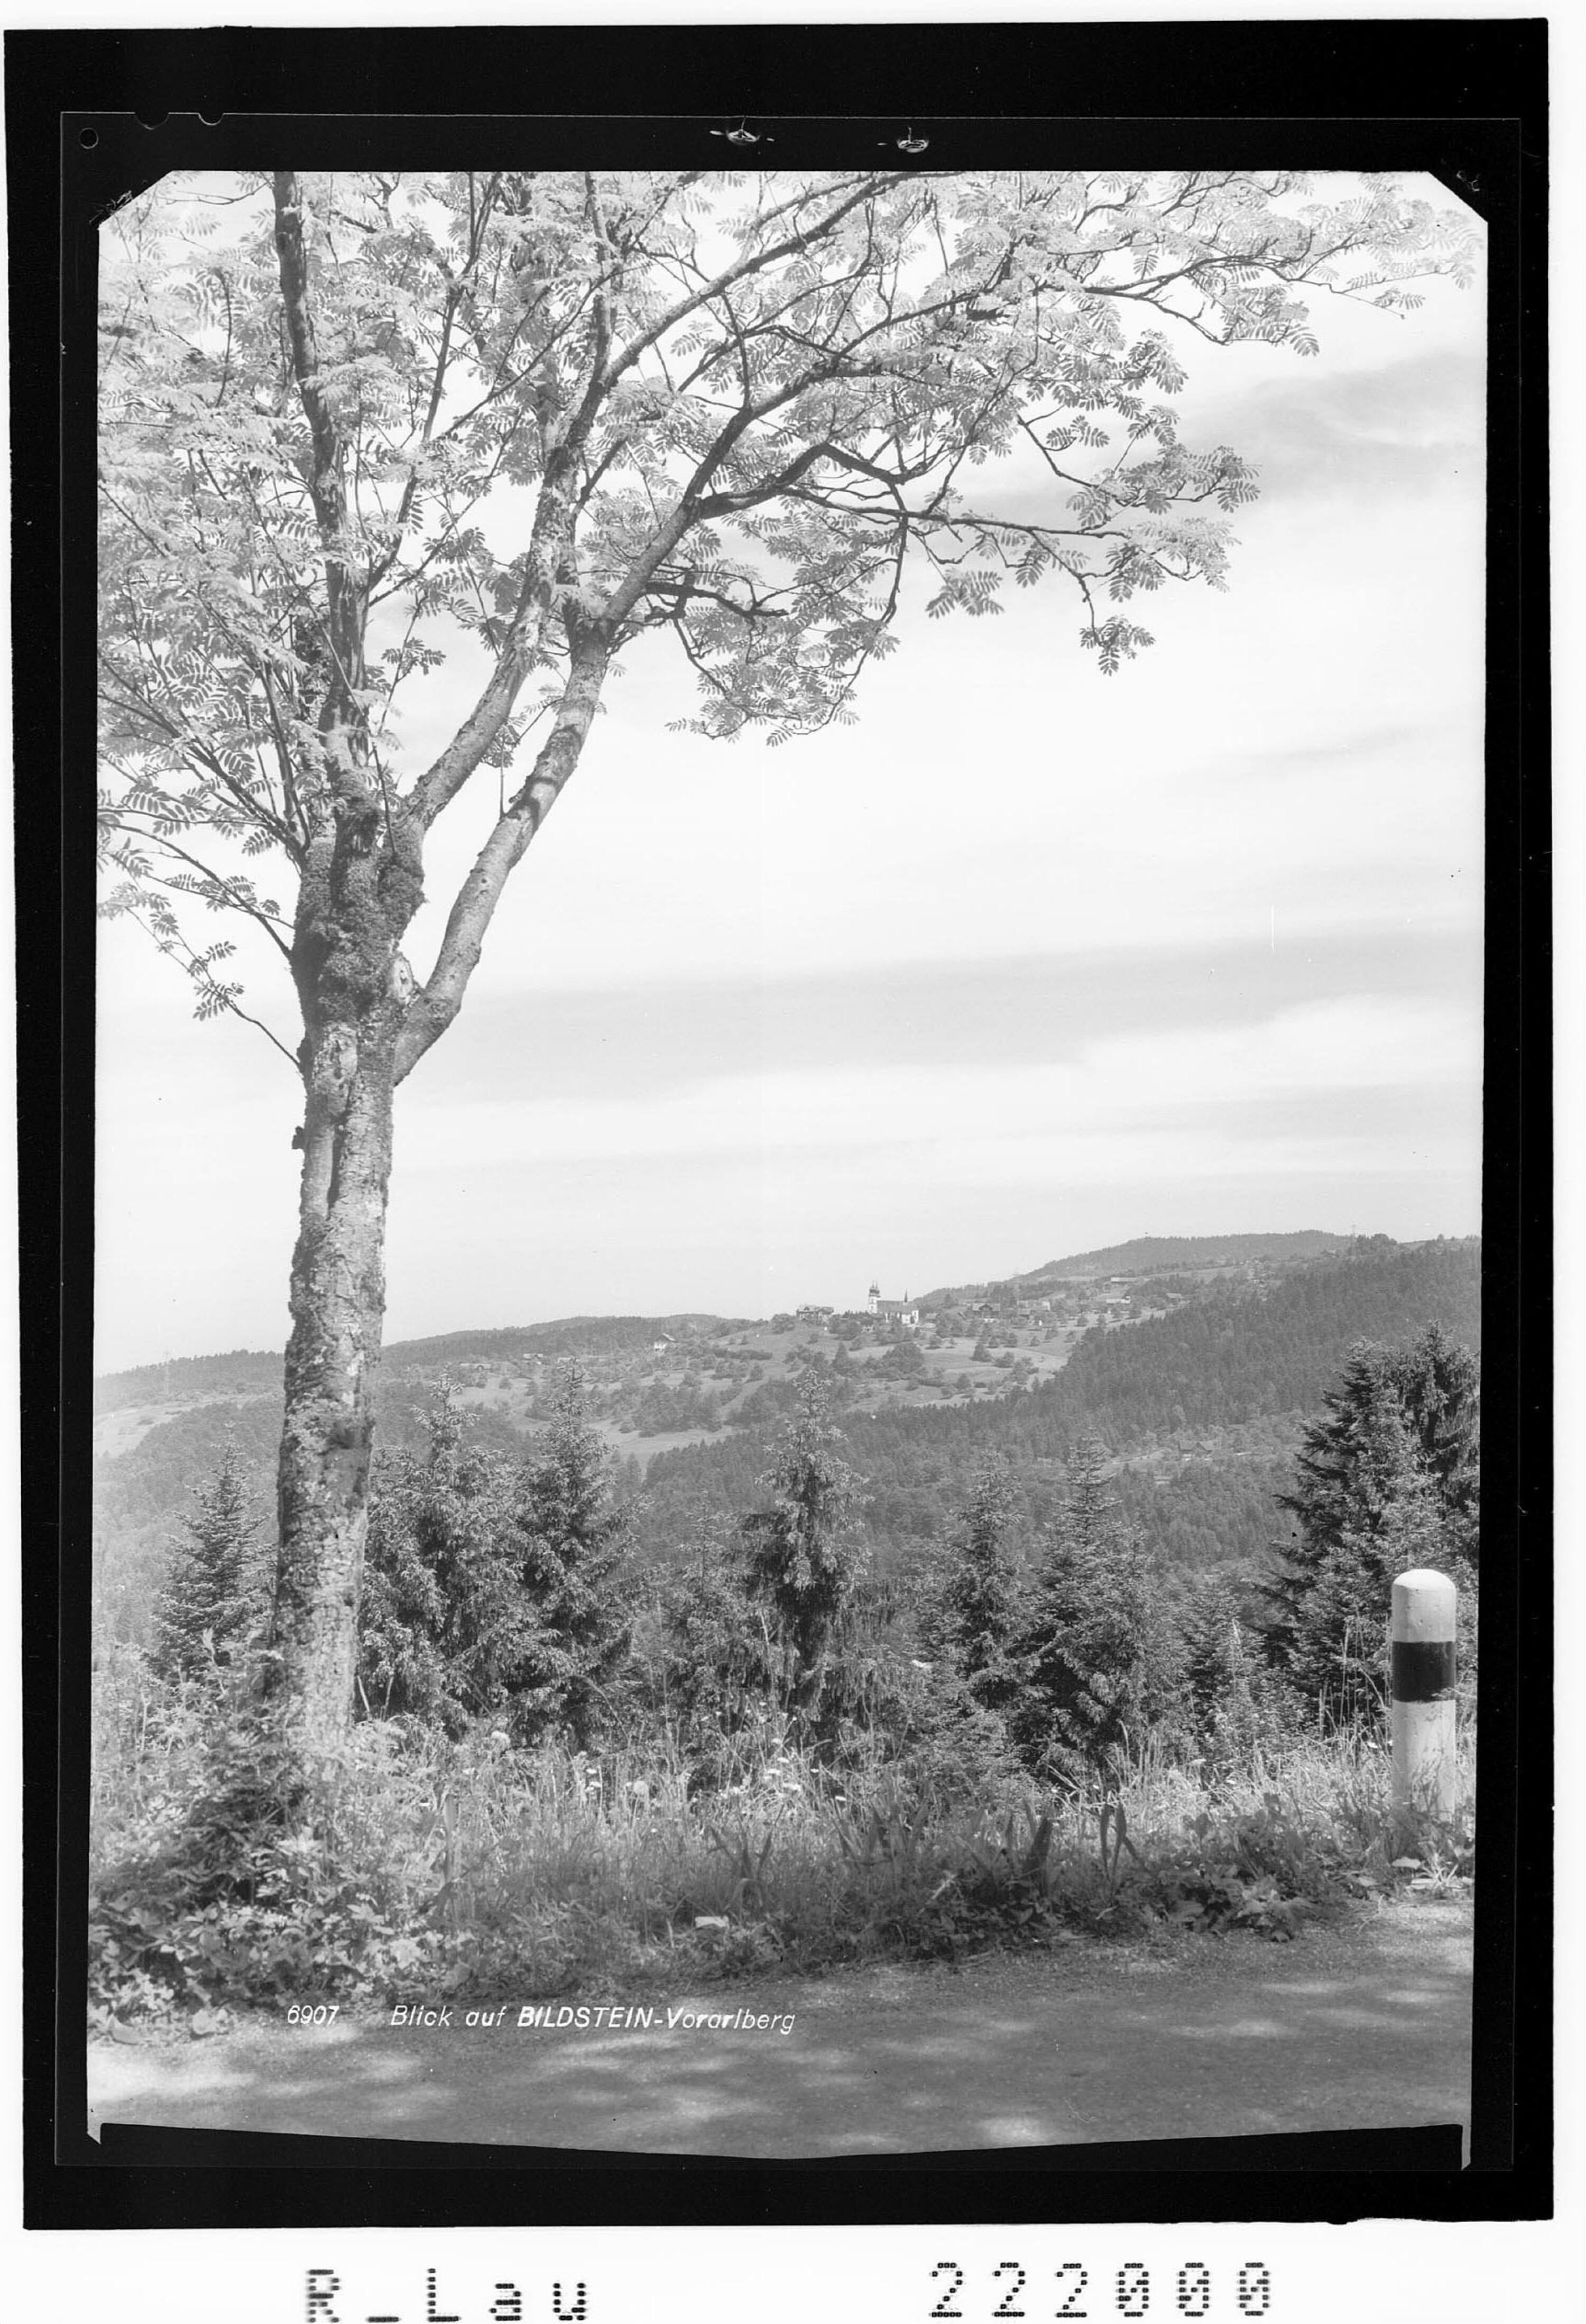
xmin=867 ymin=1281 xmax=921 ymax=1329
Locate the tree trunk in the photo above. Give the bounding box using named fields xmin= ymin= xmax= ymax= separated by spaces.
xmin=270 ymin=1013 xmax=398 ymax=1758
xmin=261 ymin=634 xmax=611 ymax=1763
xmin=268 ymin=806 xmax=423 ymax=1757
xmin=256 ymin=175 xmax=619 ymax=1767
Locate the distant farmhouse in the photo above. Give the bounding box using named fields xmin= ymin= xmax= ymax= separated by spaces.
xmin=868 ymin=1281 xmax=921 ymax=1329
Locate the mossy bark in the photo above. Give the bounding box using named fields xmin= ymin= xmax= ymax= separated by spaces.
xmin=268 ymin=817 xmax=423 ymax=1756
xmin=272 ymin=1029 xmax=396 ymax=1755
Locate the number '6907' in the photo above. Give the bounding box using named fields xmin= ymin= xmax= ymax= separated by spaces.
xmin=929 ymin=2260 xmax=1273 ymax=2319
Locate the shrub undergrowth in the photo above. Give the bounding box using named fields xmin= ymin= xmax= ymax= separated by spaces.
xmin=89 ymin=1646 xmax=1474 ymax=2035
xmin=90 ymin=1354 xmax=1477 ymax=2035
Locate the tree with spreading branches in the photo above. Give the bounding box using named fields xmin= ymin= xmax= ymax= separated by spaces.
xmin=96 ymin=168 xmax=1479 ymax=1762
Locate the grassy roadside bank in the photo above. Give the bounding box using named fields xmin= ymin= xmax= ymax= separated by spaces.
xmin=90 ymin=1669 xmax=1474 ymax=2039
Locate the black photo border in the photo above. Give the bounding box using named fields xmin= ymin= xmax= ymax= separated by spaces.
xmin=11 ymin=14 xmax=1551 ymax=2235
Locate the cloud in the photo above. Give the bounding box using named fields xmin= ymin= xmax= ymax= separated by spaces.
xmin=94 ymin=187 xmax=1489 ymax=1366
xmin=411 ymin=925 xmax=1482 ymax=1110
xmin=1220 ymin=346 xmax=1486 ymax=502
xmin=400 ymin=992 xmax=1479 ymax=1178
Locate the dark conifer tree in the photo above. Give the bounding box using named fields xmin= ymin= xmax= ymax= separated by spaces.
xmin=651 ymin=1518 xmax=777 ymax=1760
xmin=927 ymin=1461 xmax=1027 ymax=1715
xmin=741 ymin=1373 xmax=866 ymax=1727
xmin=1262 ymin=1325 xmax=1478 ymax=1717
xmin=358 ymin=1389 xmax=526 ymax=1731
xmin=506 ymin=1363 xmax=635 ymax=1749
xmin=1011 ymin=1437 xmax=1179 ymax=1788
xmin=151 ymin=1438 xmax=269 ymax=1685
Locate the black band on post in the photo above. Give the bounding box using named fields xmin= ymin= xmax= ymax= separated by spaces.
xmin=1391 ymin=1638 xmax=1457 ymax=1702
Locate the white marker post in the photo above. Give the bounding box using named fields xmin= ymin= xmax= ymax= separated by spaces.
xmin=1390 ymin=1569 xmax=1458 ymax=1816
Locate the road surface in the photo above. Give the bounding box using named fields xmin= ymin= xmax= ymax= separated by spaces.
xmin=87 ymin=1894 xmax=1471 ymax=2158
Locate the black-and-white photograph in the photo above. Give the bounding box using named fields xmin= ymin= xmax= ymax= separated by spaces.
xmin=75 ymin=127 xmax=1516 ymax=2192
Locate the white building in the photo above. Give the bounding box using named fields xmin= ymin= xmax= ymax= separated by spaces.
xmin=867 ymin=1281 xmax=921 ymax=1329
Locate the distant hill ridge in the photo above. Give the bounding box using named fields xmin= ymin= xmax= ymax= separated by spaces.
xmin=380 ymin=1314 xmax=751 ymax=1368
xmin=94 ymin=1234 xmax=1468 ymax=1410
xmin=1023 ymin=1230 xmax=1353 ymax=1279
xmin=923 ymin=1231 xmax=1357 ymax=1303
xmin=93 ymin=1315 xmax=749 ymax=1413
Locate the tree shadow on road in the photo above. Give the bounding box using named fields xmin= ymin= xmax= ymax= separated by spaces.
xmin=88 ymin=1941 xmax=1472 ymax=2159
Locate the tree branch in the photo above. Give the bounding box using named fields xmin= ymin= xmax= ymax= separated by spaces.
xmin=394 ymin=640 xmax=612 ymax=1082
xmin=603 ymin=174 xmax=911 ymax=392
xmin=115 ymin=900 xmax=302 ymax=1075
xmin=272 ymin=171 xmax=366 ymax=742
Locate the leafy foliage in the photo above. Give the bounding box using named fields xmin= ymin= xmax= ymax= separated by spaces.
xmin=99 ymin=170 xmax=1480 ymax=1034
xmin=630 ymin=1378 xmax=723 ymax=1434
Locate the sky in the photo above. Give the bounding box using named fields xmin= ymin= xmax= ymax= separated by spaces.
xmin=93 ymin=172 xmax=1488 ymax=1375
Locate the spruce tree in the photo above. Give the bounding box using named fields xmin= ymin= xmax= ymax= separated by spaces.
xmin=1179 ymin=1575 xmax=1296 ymax=1767
xmin=652 ymin=1519 xmax=777 ymax=1762
xmin=1179 ymin=1578 xmax=1247 ymax=1737
xmin=505 ymin=1364 xmax=635 ymax=1749
xmin=358 ymin=1389 xmax=527 ymax=1732
xmin=1264 ymin=1326 xmax=1478 ymax=1717
xmin=741 ymin=1373 xmax=866 ymax=1728
xmin=1011 ymin=1438 xmax=1176 ymax=1790
xmin=151 ymin=1438 xmax=268 ymax=1686
xmin=927 ymin=1461 xmax=1026 ymax=1716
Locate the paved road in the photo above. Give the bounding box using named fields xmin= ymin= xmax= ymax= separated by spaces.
xmin=87 ymin=1896 xmax=1471 ymax=2159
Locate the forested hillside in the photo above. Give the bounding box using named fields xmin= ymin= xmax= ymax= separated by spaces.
xmin=926 ymin=1229 xmax=1351 ymax=1300
xmin=92 ymin=1348 xmax=282 ymax=1416
xmin=1032 ymin=1229 xmax=1351 ymax=1277
xmin=1033 ymin=1234 xmax=1478 ymax=1436
xmin=638 ymin=1237 xmax=1480 ymax=1577
xmin=92 ymin=1235 xmax=1479 ymax=1647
